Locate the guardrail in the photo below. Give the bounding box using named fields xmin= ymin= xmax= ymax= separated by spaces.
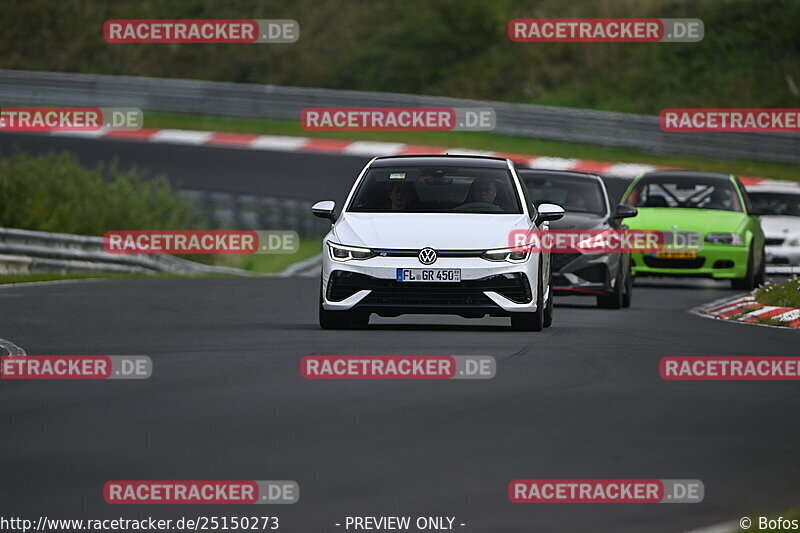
xmin=0 ymin=227 xmax=251 ymax=276
xmin=179 ymin=190 xmax=329 ymax=235
xmin=1 ymin=69 xmax=798 ymax=165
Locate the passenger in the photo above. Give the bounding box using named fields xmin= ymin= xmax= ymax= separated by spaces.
xmin=467 ymin=177 xmax=498 ymax=205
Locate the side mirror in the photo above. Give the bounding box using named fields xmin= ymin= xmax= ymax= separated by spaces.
xmin=535 ymin=203 xmax=565 ymax=225
xmin=613 ymin=204 xmax=638 ymax=219
xmin=312 ymin=200 xmax=337 ymax=221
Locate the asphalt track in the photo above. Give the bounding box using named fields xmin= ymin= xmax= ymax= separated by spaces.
xmin=0 ymin=133 xmax=633 ymax=203
xmin=1 ymin=134 xmax=799 ymax=532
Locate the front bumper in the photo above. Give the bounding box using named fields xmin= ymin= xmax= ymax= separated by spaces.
xmin=765 ymin=242 xmax=800 ymax=265
xmin=630 ymin=244 xmax=749 ymax=279
xmin=321 ymin=253 xmax=542 ymax=316
xmin=550 ymin=252 xmax=620 ymax=296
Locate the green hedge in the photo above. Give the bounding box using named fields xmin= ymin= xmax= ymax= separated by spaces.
xmin=1 ymin=0 xmax=798 ymax=113
xmin=0 ymin=151 xmax=201 ymax=235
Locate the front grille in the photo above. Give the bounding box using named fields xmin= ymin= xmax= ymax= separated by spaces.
xmin=551 ymin=253 xmax=582 ymax=272
xmin=573 ymin=263 xmax=607 ymax=283
xmin=765 ymin=237 xmax=785 ymax=245
xmin=328 ymin=271 xmax=532 ymax=306
xmin=643 ymin=256 xmax=705 ymax=269
xmin=373 ymin=249 xmax=484 ymax=258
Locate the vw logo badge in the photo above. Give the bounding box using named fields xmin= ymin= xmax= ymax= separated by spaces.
xmin=418 ymin=247 xmax=437 ymax=265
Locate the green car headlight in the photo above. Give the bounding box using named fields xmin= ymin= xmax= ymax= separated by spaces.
xmin=705 ymin=233 xmax=744 ymax=245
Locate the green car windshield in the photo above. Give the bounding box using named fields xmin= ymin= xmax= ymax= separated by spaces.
xmin=625 ymin=178 xmax=743 ymax=213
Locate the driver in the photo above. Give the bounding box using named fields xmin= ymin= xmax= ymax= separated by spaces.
xmin=704 ymin=187 xmax=735 ymax=210
xmin=389 ymin=182 xmax=415 ymax=211
xmin=467 ymin=177 xmax=497 ymax=205
xmin=566 ymin=189 xmax=589 ymax=211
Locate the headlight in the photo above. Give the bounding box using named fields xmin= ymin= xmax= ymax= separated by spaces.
xmin=327 ymin=242 xmax=375 ymax=262
xmin=705 ymin=233 xmax=744 ymax=245
xmin=481 ymin=247 xmax=529 ymax=263
xmin=788 ymin=237 xmax=800 ymax=247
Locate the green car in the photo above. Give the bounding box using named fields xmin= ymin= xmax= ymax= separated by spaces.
xmin=621 ymin=170 xmax=765 ymax=289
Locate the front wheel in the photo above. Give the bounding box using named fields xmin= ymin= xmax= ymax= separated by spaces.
xmin=731 ymin=245 xmax=764 ymax=290
xmin=511 ymin=264 xmax=544 ymax=331
xmin=597 ymin=265 xmax=624 ymax=309
xmin=543 ymin=270 xmax=554 ymax=328
xmin=621 ymin=262 xmax=633 ymax=308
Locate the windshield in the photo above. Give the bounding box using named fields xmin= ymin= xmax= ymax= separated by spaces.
xmin=748 ymin=192 xmax=800 ymax=217
xmin=625 ymin=178 xmax=742 ymax=212
xmin=347 ymin=166 xmax=522 ymax=214
xmin=522 ymin=174 xmax=607 ymax=216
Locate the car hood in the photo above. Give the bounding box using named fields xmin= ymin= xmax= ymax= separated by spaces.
xmin=333 ymin=213 xmax=531 ymax=249
xmin=549 ymin=212 xmax=608 ymax=230
xmin=759 ymin=215 xmax=800 ymax=237
xmin=625 ymin=208 xmax=747 ymax=234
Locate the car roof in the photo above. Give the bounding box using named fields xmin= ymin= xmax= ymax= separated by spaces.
xmin=517 ymin=168 xmax=603 ymax=181
xmin=370 ymin=154 xmax=510 ymax=169
xmin=638 ymin=170 xmax=733 ymax=182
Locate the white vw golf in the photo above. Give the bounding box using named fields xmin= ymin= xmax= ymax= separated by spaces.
xmin=312 ymin=155 xmax=564 ymax=330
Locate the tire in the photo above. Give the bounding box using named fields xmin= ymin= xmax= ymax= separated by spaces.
xmin=731 ymin=245 xmax=763 ymax=290
xmin=511 ymin=263 xmax=544 ymax=331
xmin=319 ymin=295 xmax=369 ymax=330
xmin=597 ymin=265 xmax=624 ymax=309
xmin=621 ymin=262 xmax=633 ymax=308
xmin=543 ymin=269 xmax=554 ymax=328
xmin=755 ymin=247 xmax=766 ymax=287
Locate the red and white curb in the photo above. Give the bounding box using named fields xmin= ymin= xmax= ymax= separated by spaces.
xmin=13 ymin=127 xmax=797 ymax=185
xmin=35 ymin=128 xmax=791 ymax=184
xmin=694 ymin=293 xmax=800 ymax=328
xmin=0 ymin=336 xmax=26 ymax=355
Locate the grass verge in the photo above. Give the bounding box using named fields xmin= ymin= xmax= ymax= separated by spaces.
xmin=0 ymin=239 xmax=322 ymax=284
xmin=0 ymin=272 xmax=233 ymax=285
xmin=755 ymin=276 xmax=800 ymax=308
xmin=145 ymin=112 xmax=800 ymax=182
xmin=208 ymin=238 xmax=322 ymax=274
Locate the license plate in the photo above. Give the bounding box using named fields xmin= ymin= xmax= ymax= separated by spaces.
xmin=655 ymin=250 xmax=698 ymax=259
xmin=396 ymin=268 xmax=461 ymax=282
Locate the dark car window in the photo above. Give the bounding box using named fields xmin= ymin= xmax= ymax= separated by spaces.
xmin=748 ymin=192 xmax=800 ymax=217
xmin=522 ymin=174 xmax=606 ymax=216
xmin=624 ymin=177 xmax=743 ymax=212
xmin=348 ymin=166 xmax=522 ymax=214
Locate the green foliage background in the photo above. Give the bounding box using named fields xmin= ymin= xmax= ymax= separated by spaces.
xmin=0 ymin=151 xmax=201 ymax=235
xmin=1 ymin=0 xmax=798 ymax=113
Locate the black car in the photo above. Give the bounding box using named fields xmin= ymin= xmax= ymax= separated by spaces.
xmin=519 ymin=169 xmax=638 ymax=308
